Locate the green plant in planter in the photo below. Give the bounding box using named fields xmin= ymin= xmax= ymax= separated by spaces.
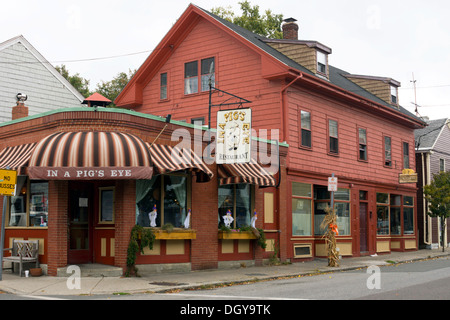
xmin=126 ymin=225 xmax=155 ymax=277
xmin=161 ymin=222 xmax=174 ymax=233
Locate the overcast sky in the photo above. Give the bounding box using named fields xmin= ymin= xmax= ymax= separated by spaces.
xmin=2 ymin=0 xmax=449 ymax=120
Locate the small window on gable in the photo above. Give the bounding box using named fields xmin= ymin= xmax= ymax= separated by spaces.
xmin=317 ymin=51 xmax=327 ymax=75
xmin=160 ymin=73 xmax=168 ymax=100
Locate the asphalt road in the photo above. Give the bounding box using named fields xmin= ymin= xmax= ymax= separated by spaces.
xmin=2 ymin=256 xmax=449 ymax=302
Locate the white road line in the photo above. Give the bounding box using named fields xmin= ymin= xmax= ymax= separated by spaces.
xmin=162 ymin=293 xmax=307 ymax=300
xmin=20 ymin=295 xmax=68 ymax=300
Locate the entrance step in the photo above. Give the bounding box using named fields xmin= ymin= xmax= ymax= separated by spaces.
xmin=57 ymin=264 xmax=123 ymax=277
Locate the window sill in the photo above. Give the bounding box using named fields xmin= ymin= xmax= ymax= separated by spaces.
xmin=218 ymin=230 xmax=258 ymax=240
xmin=150 ymin=228 xmax=197 ymax=240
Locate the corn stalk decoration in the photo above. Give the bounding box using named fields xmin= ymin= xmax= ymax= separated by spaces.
xmin=320 ymin=206 xmax=340 ymax=267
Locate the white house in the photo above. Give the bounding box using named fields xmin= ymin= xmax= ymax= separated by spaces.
xmin=0 ymin=35 xmax=84 ymax=123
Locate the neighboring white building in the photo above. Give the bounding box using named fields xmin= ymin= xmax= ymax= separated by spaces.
xmin=0 ymin=35 xmax=84 ymax=123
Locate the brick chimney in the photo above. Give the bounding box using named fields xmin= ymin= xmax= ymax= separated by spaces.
xmin=12 ymin=93 xmax=29 ymax=120
xmin=282 ymin=18 xmax=298 ymax=40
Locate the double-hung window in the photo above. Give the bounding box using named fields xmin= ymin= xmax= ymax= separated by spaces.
xmin=403 ymin=142 xmax=410 ymax=169
xmin=184 ymin=57 xmax=215 ymax=95
xmin=358 ymin=128 xmax=367 ymax=161
xmin=390 ymin=86 xmax=398 ymax=104
xmin=317 ymin=51 xmax=327 ymax=74
xmin=328 ymin=119 xmax=338 ymax=154
xmin=300 ymin=110 xmax=311 ymax=148
xmin=384 ymin=136 xmax=392 ymax=167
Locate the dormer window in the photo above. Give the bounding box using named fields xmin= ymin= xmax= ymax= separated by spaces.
xmin=317 ymin=51 xmax=327 ymax=75
xmin=390 ymin=85 xmax=398 ymax=104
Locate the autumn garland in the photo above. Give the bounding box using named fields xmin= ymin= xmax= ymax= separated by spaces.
xmin=320 ymin=206 xmax=340 ymax=267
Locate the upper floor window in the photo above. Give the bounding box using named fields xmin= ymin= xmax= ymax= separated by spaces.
xmin=300 ymin=110 xmax=311 ymax=148
xmin=328 ymin=119 xmax=338 ymax=154
xmin=317 ymin=51 xmax=327 ymax=74
xmin=358 ymin=128 xmax=367 ymax=161
xmin=403 ymin=142 xmax=410 ymax=169
xmin=390 ymin=85 xmax=398 ymax=104
xmin=184 ymin=57 xmax=215 ymax=95
xmin=440 ymin=158 xmax=445 ymax=172
xmin=160 ymin=73 xmax=168 ymax=100
xmin=384 ymin=136 xmax=392 ymax=167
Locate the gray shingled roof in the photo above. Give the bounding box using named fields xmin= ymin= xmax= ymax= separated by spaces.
xmin=199 ymin=6 xmax=425 ymax=125
xmin=414 ymin=118 xmax=448 ymax=150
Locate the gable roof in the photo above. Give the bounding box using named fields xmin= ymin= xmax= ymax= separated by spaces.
xmin=116 ymin=4 xmax=426 ymax=129
xmin=0 ymin=35 xmax=85 ymax=102
xmin=415 ymin=118 xmax=449 ymax=151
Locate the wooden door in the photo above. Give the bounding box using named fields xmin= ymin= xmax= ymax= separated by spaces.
xmin=68 ymin=182 xmax=94 ymax=264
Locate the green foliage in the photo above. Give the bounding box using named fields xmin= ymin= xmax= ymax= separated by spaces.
xmin=126 ymin=225 xmax=155 ymax=276
xmin=55 ymin=64 xmax=91 ymax=98
xmin=423 ymin=171 xmax=450 ymax=219
xmin=212 ymin=1 xmax=283 ymax=39
xmin=424 ymin=171 xmax=450 ymax=252
xmin=95 ymin=69 xmax=136 ymax=107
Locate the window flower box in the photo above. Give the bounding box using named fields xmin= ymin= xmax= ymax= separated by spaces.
xmin=152 ymin=228 xmax=197 ymax=240
xmin=218 ymin=230 xmax=258 ymax=240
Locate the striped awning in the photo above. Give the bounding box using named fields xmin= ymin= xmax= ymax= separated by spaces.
xmin=28 ymin=131 xmax=153 ymax=180
xmin=0 ymin=143 xmax=36 ymax=174
xmin=148 ymin=143 xmax=213 ymax=182
xmin=218 ymin=159 xmax=277 ymax=187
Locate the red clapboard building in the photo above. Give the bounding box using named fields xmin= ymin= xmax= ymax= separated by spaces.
xmin=116 ymin=4 xmax=425 ymax=261
xmin=0 ymin=4 xmax=425 ymax=276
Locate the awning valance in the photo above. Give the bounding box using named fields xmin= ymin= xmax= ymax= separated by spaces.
xmin=218 ymin=159 xmax=277 ymax=187
xmin=28 ymin=131 xmax=153 ymax=180
xmin=0 ymin=143 xmax=36 ymax=174
xmin=148 ymin=143 xmax=213 ymax=182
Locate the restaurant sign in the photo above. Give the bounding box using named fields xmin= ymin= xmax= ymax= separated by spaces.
xmin=27 ymin=167 xmax=153 ymax=180
xmin=399 ymin=169 xmax=418 ymax=184
xmin=216 ymin=108 xmax=252 ymax=164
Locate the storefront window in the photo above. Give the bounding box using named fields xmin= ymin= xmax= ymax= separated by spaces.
xmin=8 ymin=176 xmax=27 ymax=227
xmin=376 ymin=193 xmax=389 ymax=235
xmin=376 ymin=193 xmax=415 ymax=236
xmin=403 ymin=196 xmax=414 ymax=234
xmin=135 ymin=174 xmax=188 ymax=228
xmin=218 ymin=184 xmax=252 ymax=229
xmin=292 ymin=182 xmax=312 ymax=236
xmin=29 ymin=181 xmax=48 ymax=227
xmin=314 ymin=186 xmax=350 ymax=236
xmin=390 ymin=195 xmax=401 ymax=235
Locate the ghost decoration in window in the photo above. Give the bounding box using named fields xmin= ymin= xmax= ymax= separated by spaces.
xmin=223 ymin=209 xmax=234 ymax=228
xmin=251 ymin=210 xmax=257 ymax=229
xmin=184 ymin=209 xmax=191 ymax=229
xmin=149 ymin=204 xmax=157 ymax=227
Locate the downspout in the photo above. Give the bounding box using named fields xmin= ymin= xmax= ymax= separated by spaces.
xmin=280 ymin=73 xmax=303 ymax=146
xmin=426 ymin=153 xmax=432 ymax=245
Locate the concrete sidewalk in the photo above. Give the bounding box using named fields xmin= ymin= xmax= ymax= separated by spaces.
xmin=0 ymin=249 xmax=449 ymax=297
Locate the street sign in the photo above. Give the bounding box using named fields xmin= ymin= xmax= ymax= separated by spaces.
xmin=0 ymin=169 xmax=17 ymax=196
xmin=328 ymin=176 xmax=338 ymax=192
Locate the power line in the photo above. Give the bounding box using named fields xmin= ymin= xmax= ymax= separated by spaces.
xmin=0 ymin=49 xmax=151 ymax=64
